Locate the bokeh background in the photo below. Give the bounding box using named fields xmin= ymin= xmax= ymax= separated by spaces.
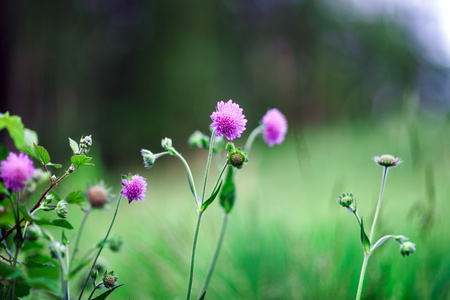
xmin=2 ymin=0 xmax=450 ymax=299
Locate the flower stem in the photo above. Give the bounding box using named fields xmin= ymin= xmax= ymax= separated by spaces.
xmin=71 ymin=209 xmax=91 ymax=265
xmin=199 ymin=213 xmax=229 ymax=297
xmin=201 ymin=132 xmax=216 ymax=204
xmin=78 ymin=194 xmax=123 ymax=300
xmin=186 ymin=211 xmax=204 ymax=300
xmin=356 ymin=253 xmax=371 ymax=300
xmin=369 ymin=166 xmax=389 ymax=243
xmin=244 ymin=125 xmax=263 ymax=153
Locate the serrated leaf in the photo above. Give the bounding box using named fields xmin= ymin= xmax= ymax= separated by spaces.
xmin=200 ymin=181 xmax=223 ymax=212
xmin=91 ymin=284 xmax=125 ymax=300
xmin=21 ymin=145 xmax=39 ymax=160
xmin=36 ymin=219 xmax=74 ymax=230
xmin=34 ymin=143 xmax=51 ymax=165
xmin=71 ymin=155 xmax=93 ymax=167
xmin=360 ymin=219 xmax=371 ymax=253
xmin=0 ymin=112 xmax=26 ymax=149
xmin=68 ymin=137 xmax=79 ymax=154
xmin=66 ymin=190 xmax=85 ymax=205
xmin=219 ymin=167 xmax=235 ymax=214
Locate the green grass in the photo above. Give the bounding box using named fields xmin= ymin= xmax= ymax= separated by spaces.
xmin=61 ymin=114 xmax=450 ymax=299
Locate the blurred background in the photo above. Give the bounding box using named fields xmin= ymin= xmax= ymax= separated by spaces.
xmin=1 ymin=0 xmax=450 ymax=299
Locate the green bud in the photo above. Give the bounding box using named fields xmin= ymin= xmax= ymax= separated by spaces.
xmin=103 ymin=271 xmax=118 ymax=289
xmin=56 ymin=200 xmax=69 ymax=219
xmin=337 ymin=192 xmax=355 ymax=212
xmin=161 ymin=138 xmax=177 ymax=155
xmin=400 ymin=241 xmax=416 ymax=257
xmin=141 ymin=149 xmax=156 ymax=168
xmin=227 ymin=147 xmax=248 ymax=169
xmin=108 ymin=236 xmax=123 ymax=252
xmin=90 ymin=269 xmax=99 ymax=281
xmin=225 ymin=142 xmax=235 ymax=152
xmin=188 ymin=131 xmax=210 ymax=149
xmin=26 ymin=224 xmax=42 ymax=242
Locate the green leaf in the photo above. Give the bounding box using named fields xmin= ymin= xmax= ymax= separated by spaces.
xmin=68 ymin=137 xmax=79 ymax=154
xmin=91 ymin=284 xmax=125 ymax=300
xmin=19 ymin=204 xmax=39 ymax=223
xmin=62 ymin=231 xmax=68 ymax=246
xmin=24 ymin=128 xmax=38 ymax=146
xmin=0 ymin=146 xmax=9 ymax=161
xmin=36 ymin=219 xmax=74 ymax=230
xmin=21 ymin=145 xmax=39 ymax=160
xmin=0 ymin=112 xmax=26 ymax=149
xmin=0 ymin=261 xmax=15 ymax=277
xmin=198 ymin=290 xmax=207 ymax=300
xmin=33 ymin=143 xmax=51 ymax=165
xmin=48 ymin=191 xmax=61 ymax=202
xmin=360 ymin=218 xmax=371 ymax=253
xmin=66 ymin=190 xmax=85 ymax=205
xmin=26 ymin=277 xmax=60 ymax=295
xmin=200 ymin=180 xmax=223 ymax=212
xmin=46 ymin=162 xmax=62 ymax=169
xmin=219 ymin=167 xmax=235 ymax=214
xmin=71 ymin=155 xmax=94 ymax=167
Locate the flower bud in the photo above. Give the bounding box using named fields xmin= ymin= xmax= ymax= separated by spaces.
xmin=400 ymin=241 xmax=416 ymax=257
xmin=225 ymin=142 xmax=235 ymax=152
xmin=161 ymin=138 xmax=177 ymax=155
xmin=50 ymin=242 xmax=66 ymax=259
xmin=141 ymin=149 xmax=156 ymax=168
xmin=103 ymin=271 xmax=118 ymax=289
xmin=374 ymin=154 xmax=401 ymax=168
xmin=108 ymin=236 xmax=123 ymax=252
xmin=188 ymin=131 xmax=209 ymax=149
xmin=79 ymin=135 xmax=93 ymax=154
xmin=56 ymin=200 xmax=69 ymax=219
xmin=227 ymin=147 xmax=248 ymax=169
xmin=337 ymin=192 xmax=354 ymax=208
xmin=26 ymin=224 xmax=42 ymax=242
xmin=87 ymin=185 xmax=108 ymax=208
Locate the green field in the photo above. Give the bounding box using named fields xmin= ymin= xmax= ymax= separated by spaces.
xmin=54 ymin=113 xmax=448 ymax=300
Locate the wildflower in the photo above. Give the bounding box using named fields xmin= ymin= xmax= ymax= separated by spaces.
xmin=373 ymin=154 xmax=401 ymax=168
xmin=0 ymin=152 xmax=35 ymax=191
xmin=262 ymin=108 xmax=288 ymax=147
xmin=337 ymin=192 xmax=356 ymax=212
xmin=121 ymin=174 xmax=147 ymax=203
xmin=400 ymin=241 xmax=416 ymax=257
xmin=210 ymin=100 xmax=247 ymax=140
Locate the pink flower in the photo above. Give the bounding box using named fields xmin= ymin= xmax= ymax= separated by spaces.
xmin=210 ymin=100 xmax=247 ymax=140
xmin=121 ymin=174 xmax=147 ymax=203
xmin=0 ymin=152 xmax=35 ymax=191
xmin=262 ymin=108 xmax=288 ymax=147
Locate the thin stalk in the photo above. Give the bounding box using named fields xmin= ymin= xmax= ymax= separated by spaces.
xmin=10 ymin=192 xmax=21 ymax=300
xmin=199 ymin=213 xmax=229 ymax=297
xmin=78 ymin=194 xmax=123 ymax=300
xmin=244 ymin=125 xmax=263 ymax=153
xmin=71 ymin=209 xmax=91 ymax=265
xmin=173 ymin=150 xmax=200 ymax=205
xmin=369 ymin=167 xmax=389 ymax=243
xmin=186 ymin=211 xmax=204 ymax=300
xmin=355 ymin=253 xmax=371 ymax=300
xmin=201 ymin=132 xmax=216 ymax=204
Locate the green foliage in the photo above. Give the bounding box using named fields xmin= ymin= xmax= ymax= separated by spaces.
xmin=200 ymin=181 xmax=223 ymax=213
xmin=359 ymin=219 xmax=371 ymax=253
xmin=0 ymin=112 xmax=26 ymax=149
xmin=71 ymin=154 xmax=94 ymax=167
xmin=219 ymin=167 xmax=235 ymax=214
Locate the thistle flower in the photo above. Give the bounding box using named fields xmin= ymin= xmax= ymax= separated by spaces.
xmin=262 ymin=108 xmax=288 ymax=147
xmin=121 ymin=174 xmax=147 ymax=203
xmin=373 ymin=154 xmax=401 ymax=168
xmin=210 ymin=100 xmax=247 ymax=140
xmin=0 ymin=152 xmax=35 ymax=191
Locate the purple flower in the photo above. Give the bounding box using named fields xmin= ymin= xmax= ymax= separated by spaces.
xmin=121 ymin=174 xmax=147 ymax=203
xmin=0 ymin=152 xmax=35 ymax=191
xmin=262 ymin=108 xmax=288 ymax=147
xmin=210 ymin=100 xmax=247 ymax=140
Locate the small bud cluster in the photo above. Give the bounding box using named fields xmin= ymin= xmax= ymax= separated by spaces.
xmin=79 ymin=135 xmax=93 ymax=154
